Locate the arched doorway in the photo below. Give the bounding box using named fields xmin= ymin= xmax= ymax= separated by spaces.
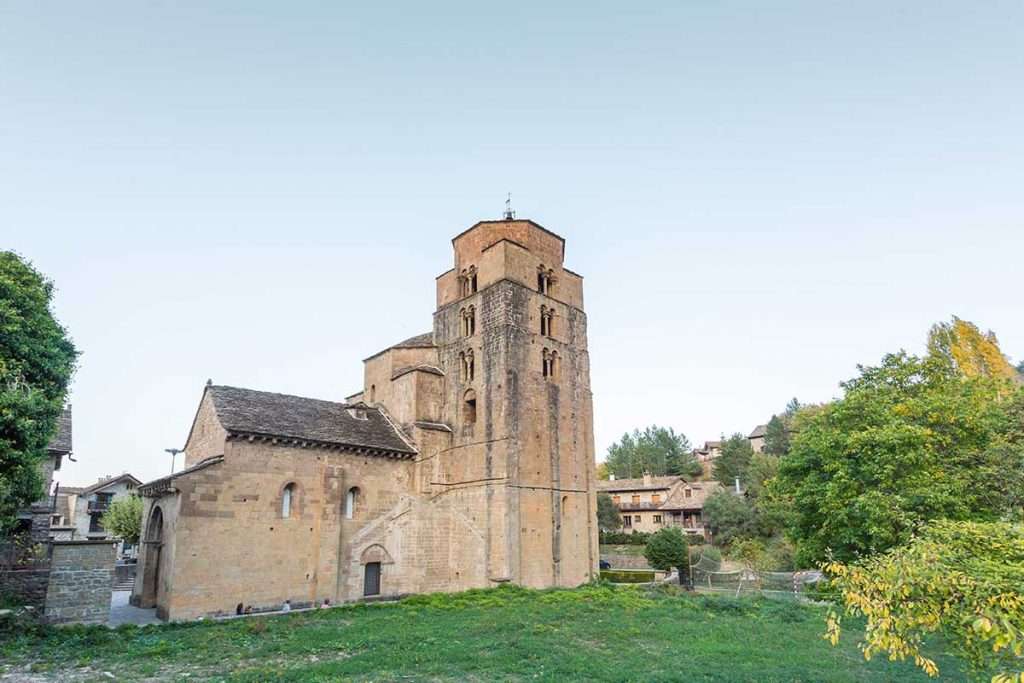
xmin=139 ymin=506 xmax=164 ymax=608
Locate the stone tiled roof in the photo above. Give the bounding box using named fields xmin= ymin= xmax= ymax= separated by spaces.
xmin=81 ymin=473 xmax=142 ymax=496
xmin=391 ymin=332 xmax=435 ymax=349
xmin=748 ymin=424 xmax=768 ymax=439
xmin=363 ymin=332 xmax=436 ymax=362
xmin=139 ymin=455 xmax=225 ymax=496
xmin=208 ymin=385 xmax=417 ymax=455
xmin=661 ymin=481 xmax=724 ymax=511
xmin=46 ymin=408 xmax=73 ymax=454
xmin=596 ymin=476 xmax=682 ymax=493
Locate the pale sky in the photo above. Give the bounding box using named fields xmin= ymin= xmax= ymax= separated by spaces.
xmin=3 ymin=1 xmax=1022 ymax=486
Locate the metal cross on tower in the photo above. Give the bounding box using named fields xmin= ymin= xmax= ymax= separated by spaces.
xmin=503 ymin=193 xmax=516 ymax=220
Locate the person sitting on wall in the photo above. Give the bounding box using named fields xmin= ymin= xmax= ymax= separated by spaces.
xmin=235 ymin=603 xmax=244 ymax=615
xmin=320 ymin=599 xmax=331 ymax=609
xmin=281 ymin=599 xmax=291 ymax=613
xmin=243 ymin=606 xmax=253 ymax=615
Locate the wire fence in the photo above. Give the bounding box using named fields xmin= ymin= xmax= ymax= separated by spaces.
xmin=688 ymin=553 xmax=823 ymax=600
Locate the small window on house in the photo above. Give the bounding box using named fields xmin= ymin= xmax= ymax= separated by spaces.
xmin=631 ymin=494 xmax=640 ymax=504
xmin=463 ymin=389 xmax=477 ymax=424
xmin=465 ymin=349 xmax=475 ymax=382
xmin=370 ymin=385 xmax=376 ymax=403
xmin=685 ymin=488 xmax=692 ymax=499
xmin=469 ymin=266 xmax=478 ymax=294
xmin=634 ymin=515 xmax=641 ymax=523
xmin=654 ymin=515 xmax=662 ymax=524
xmin=537 ymin=270 xmax=546 ymax=293
xmin=51 ymin=515 xmax=61 ymax=525
xmin=651 ymin=493 xmax=660 ymax=504
xmin=282 ymin=483 xmax=295 ymax=518
xmin=622 ymin=515 xmax=632 ymax=528
xmin=346 ymin=487 xmax=359 ymax=519
xmin=612 ymin=495 xmax=621 ymax=504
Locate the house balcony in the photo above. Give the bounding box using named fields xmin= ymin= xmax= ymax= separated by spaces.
xmin=87 ymin=500 xmax=111 ymax=514
xmin=615 ymin=502 xmax=663 ymax=512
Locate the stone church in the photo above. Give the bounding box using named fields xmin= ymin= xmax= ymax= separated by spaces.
xmin=132 ymin=218 xmax=598 ymax=620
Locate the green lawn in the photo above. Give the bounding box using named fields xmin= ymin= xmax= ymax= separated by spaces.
xmin=0 ymin=584 xmax=970 ymax=682
xmin=600 ymin=543 xmax=648 ymax=556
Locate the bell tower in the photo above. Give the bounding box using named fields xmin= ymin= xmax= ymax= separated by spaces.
xmin=433 ymin=218 xmax=598 ymax=588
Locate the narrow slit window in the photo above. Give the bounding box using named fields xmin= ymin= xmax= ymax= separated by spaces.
xmin=282 ymin=483 xmax=295 ymax=518
xmin=346 ymin=487 xmax=359 ymax=519
xmin=463 ymin=389 xmax=477 ymax=424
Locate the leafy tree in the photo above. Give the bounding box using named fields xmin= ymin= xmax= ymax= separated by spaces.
xmin=605 ymin=426 xmax=700 ymax=479
xmin=595 ymin=462 xmax=611 ymax=480
xmin=596 ymin=492 xmax=621 ymax=532
xmin=762 ymin=414 xmax=789 ymax=455
xmin=643 ymin=527 xmax=690 ymax=584
xmin=712 ymin=433 xmax=753 ymax=487
xmin=101 ymin=494 xmax=143 ymax=544
xmin=774 ymin=351 xmax=1024 ymax=566
xmin=702 ymin=490 xmax=754 ymax=546
xmin=927 ymin=316 xmax=1019 ymax=381
xmin=744 ymin=453 xmax=778 ymax=501
xmin=1017 ymin=359 xmax=1024 ymax=375
xmin=0 ymin=252 xmax=78 ymax=530
xmin=825 ymin=520 xmax=1024 ymax=681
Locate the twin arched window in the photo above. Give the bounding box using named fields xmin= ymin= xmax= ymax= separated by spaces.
xmin=458 ymin=266 xmax=478 ymax=297
xmin=542 ymin=348 xmax=559 ymax=380
xmin=460 ymin=349 xmax=475 ymax=382
xmin=459 ymin=306 xmax=476 ymax=337
xmin=540 ymin=306 xmax=554 ymax=337
xmin=537 ymin=266 xmax=555 ymax=295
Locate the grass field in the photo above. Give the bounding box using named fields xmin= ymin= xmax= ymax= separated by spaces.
xmin=0 ymin=584 xmax=968 ymax=682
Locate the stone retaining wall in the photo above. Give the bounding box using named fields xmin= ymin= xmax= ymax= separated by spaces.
xmin=0 ymin=565 xmax=51 ymax=606
xmin=601 ymin=554 xmax=652 ymax=570
xmin=44 ymin=540 xmax=116 ymax=625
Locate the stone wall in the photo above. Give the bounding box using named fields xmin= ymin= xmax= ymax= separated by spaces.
xmin=0 ymin=566 xmax=50 ymax=606
xmin=44 ymin=540 xmax=115 ymax=625
xmin=601 ymin=553 xmax=652 ymax=570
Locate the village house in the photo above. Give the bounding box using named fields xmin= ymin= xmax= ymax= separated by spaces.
xmin=12 ymin=408 xmax=73 ymax=546
xmin=747 ymin=424 xmax=767 ymax=453
xmin=132 ymin=218 xmax=599 ymax=621
xmin=52 ymin=473 xmax=143 ymax=558
xmin=597 ymin=473 xmax=723 ymax=539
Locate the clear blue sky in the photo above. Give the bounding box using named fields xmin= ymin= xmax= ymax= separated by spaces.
xmin=3 ymin=1 xmax=1022 ymax=485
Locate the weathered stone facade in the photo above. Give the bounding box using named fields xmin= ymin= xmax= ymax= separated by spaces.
xmin=43 ymin=540 xmax=116 ymax=625
xmin=133 ymin=219 xmax=598 ymax=621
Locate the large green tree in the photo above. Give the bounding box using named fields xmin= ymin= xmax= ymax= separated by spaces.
xmin=605 ymin=426 xmax=700 ymax=479
xmin=773 ymin=351 xmax=1024 ymax=566
xmin=596 ymin=492 xmax=622 ymax=532
xmin=712 ymin=433 xmax=753 ymax=487
xmin=101 ymin=494 xmax=144 ymax=544
xmin=0 ymin=252 xmax=78 ymax=530
xmin=701 ymin=490 xmax=754 ymax=546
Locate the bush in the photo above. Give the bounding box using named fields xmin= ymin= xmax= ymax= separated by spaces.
xmin=600 ymin=570 xmax=655 ymax=583
xmin=599 ymin=531 xmax=650 ymax=545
